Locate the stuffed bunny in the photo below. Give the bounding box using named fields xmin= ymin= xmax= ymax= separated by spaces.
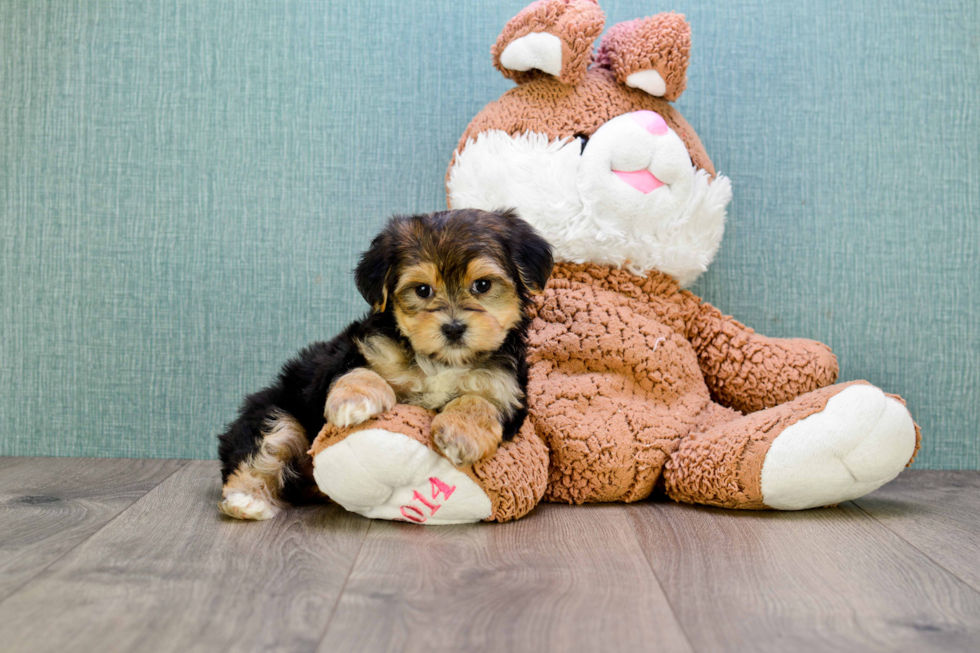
xmin=309 ymin=0 xmax=919 ymax=524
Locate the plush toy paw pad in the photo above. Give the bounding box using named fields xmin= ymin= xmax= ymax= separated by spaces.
xmin=219 ymin=491 xmax=277 ymax=521
xmin=312 ymin=429 xmax=492 ymax=525
xmin=760 ymin=385 xmax=917 ymax=510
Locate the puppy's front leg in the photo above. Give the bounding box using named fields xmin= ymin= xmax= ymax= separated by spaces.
xmin=325 ymin=367 xmax=396 ymax=427
xmin=432 ymin=395 xmax=503 ymax=466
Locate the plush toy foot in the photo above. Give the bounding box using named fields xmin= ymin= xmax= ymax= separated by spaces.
xmin=759 ymin=384 xmax=918 ymax=509
xmin=665 ymin=381 xmax=920 ymax=510
xmin=309 ymin=405 xmax=550 ymax=523
xmin=312 ymin=428 xmax=493 ymax=525
xmin=218 ymin=491 xmax=278 ymax=521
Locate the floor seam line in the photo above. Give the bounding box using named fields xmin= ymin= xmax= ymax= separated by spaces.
xmin=313 ymin=518 xmax=372 ymax=649
xmin=620 ymin=505 xmax=700 ymax=653
xmin=849 ymin=499 xmax=980 ymax=596
xmin=0 ymin=458 xmax=190 ymax=610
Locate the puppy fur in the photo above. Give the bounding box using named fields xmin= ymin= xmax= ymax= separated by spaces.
xmin=217 ymin=209 xmax=553 ymax=519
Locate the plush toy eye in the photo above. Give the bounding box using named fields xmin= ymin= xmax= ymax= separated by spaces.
xmin=471 ymin=279 xmax=492 ymax=295
xmin=415 ymin=285 xmax=433 ymax=299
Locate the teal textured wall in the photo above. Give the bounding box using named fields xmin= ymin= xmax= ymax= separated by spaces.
xmin=1 ymin=0 xmax=978 ymax=467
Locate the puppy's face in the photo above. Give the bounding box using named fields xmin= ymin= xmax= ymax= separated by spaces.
xmin=356 ymin=210 xmax=553 ymax=366
xmin=393 ymin=255 xmax=520 ymax=365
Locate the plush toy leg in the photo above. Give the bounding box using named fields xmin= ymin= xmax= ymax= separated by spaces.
xmin=664 ymin=381 xmax=920 ymax=510
xmin=309 ymin=405 xmax=549 ymax=524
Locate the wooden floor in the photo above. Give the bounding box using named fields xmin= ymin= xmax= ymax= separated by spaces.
xmin=1 ymin=460 xmax=979 ymax=653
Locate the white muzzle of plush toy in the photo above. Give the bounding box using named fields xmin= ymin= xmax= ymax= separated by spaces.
xmin=578 ymin=111 xmax=694 ymax=231
xmin=448 ymin=110 xmax=732 ymax=287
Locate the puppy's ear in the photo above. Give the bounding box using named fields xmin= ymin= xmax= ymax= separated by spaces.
xmin=500 ymin=210 xmax=554 ymax=294
xmin=355 ymin=228 xmax=396 ymax=312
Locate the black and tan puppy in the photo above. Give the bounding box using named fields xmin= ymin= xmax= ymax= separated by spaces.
xmin=217 ymin=209 xmax=553 ymax=520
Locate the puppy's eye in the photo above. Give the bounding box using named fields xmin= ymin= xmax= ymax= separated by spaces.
xmin=471 ymin=279 xmax=492 ymax=295
xmin=414 ymin=284 xmax=433 ymax=299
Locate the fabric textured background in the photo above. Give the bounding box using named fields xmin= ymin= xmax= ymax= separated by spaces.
xmin=1 ymin=0 xmax=977 ymax=467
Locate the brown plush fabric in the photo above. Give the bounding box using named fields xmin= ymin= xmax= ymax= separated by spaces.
xmin=309 ymin=403 xmax=435 ymax=458
xmin=542 ymin=263 xmax=840 ymax=414
xmin=469 ymin=417 xmax=549 ymax=522
xmin=491 ymin=0 xmax=605 ymax=87
xmin=595 ymin=13 xmax=690 ymax=101
xmin=527 ymin=269 xmax=712 ymax=504
xmin=689 ymin=302 xmax=840 ymax=413
xmin=664 ymin=380 xmax=870 ymax=509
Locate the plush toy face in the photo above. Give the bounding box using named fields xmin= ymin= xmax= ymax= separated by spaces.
xmin=447 ymin=0 xmax=732 ymax=287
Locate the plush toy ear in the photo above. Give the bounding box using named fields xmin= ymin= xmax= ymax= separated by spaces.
xmin=491 ymin=0 xmax=604 ymax=87
xmin=498 ymin=210 xmax=554 ymax=294
xmin=595 ymin=12 xmax=691 ymax=101
xmin=354 ymin=227 xmax=396 ymax=313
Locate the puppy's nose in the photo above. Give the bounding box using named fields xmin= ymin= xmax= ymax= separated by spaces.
xmin=441 ymin=321 xmax=467 ymax=342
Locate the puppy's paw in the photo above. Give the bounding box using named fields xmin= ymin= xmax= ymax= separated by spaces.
xmin=432 ymin=410 xmax=501 ymax=467
xmin=325 ymin=369 xmax=396 ymax=428
xmin=433 ymin=424 xmax=482 ymax=467
xmin=326 ymin=393 xmax=392 ymax=428
xmin=219 ymin=491 xmax=277 ymax=521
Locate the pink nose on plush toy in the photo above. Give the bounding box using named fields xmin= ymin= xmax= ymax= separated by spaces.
xmin=632 ymin=110 xmax=669 ymax=136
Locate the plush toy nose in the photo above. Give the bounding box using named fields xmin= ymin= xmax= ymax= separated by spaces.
xmin=631 ymin=110 xmax=669 ymax=136
xmin=441 ymin=321 xmax=467 ymax=342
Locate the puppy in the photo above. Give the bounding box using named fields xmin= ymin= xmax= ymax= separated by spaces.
xmin=217 ymin=209 xmax=553 ymax=520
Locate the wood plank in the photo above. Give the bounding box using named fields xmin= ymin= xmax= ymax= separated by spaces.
xmin=626 ymin=498 xmax=980 ymax=653
xmin=319 ymin=503 xmax=693 ymax=653
xmin=0 ymin=460 xmax=370 ymax=653
xmin=0 ymin=457 xmax=185 ymax=600
xmin=854 ymin=471 xmax=980 ymax=593
xmin=0 ymin=457 xmax=27 ymax=473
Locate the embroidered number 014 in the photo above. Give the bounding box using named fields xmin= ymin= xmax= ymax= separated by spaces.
xmin=399 ymin=477 xmax=457 ymax=523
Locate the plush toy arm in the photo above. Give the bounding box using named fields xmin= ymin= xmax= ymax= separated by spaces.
xmin=688 ymin=300 xmax=839 ymax=413
xmin=541 ymin=264 xmax=836 ymax=412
